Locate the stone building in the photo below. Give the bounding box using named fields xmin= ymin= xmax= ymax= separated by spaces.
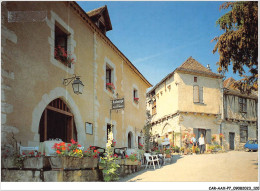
xmin=1 ymin=1 xmax=151 ymax=153
xmin=147 ymin=57 xmax=258 ymax=149
xmin=147 ymin=57 xmax=223 ymax=147
xmin=221 ymin=77 xmax=258 ymax=150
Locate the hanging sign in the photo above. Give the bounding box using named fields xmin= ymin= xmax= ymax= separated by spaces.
xmin=112 ymin=98 xmax=125 ymax=110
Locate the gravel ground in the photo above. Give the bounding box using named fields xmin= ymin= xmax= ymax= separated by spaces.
xmin=119 ymin=151 xmax=258 ymax=182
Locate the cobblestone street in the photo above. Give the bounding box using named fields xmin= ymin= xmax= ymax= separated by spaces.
xmin=119 ymin=151 xmax=258 ymax=182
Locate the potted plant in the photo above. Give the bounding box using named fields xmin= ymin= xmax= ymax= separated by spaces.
xmin=180 ymin=147 xmax=184 ymax=154
xmin=211 ymin=135 xmax=216 ymax=142
xmin=170 ymin=144 xmax=175 ymax=153
xmin=174 ymin=146 xmax=180 ymax=153
xmin=164 ymin=149 xmax=171 ymax=158
xmin=195 ymin=147 xmax=200 ymax=154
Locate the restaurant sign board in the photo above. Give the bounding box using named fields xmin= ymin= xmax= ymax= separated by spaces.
xmin=112 ymin=98 xmax=125 ymax=110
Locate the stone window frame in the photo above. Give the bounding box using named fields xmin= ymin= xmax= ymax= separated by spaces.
xmin=103 ymin=57 xmax=117 ymax=97
xmin=46 ymin=11 xmax=76 ymax=74
xmin=132 ymin=84 xmax=139 ymax=108
xmin=193 ymin=85 xmax=204 ymax=104
xmin=152 ymin=99 xmax=157 ymax=116
xmin=240 ymin=125 xmax=248 ymax=143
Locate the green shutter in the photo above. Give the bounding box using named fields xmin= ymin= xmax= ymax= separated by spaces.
xmin=206 ymin=129 xmax=211 ymax=144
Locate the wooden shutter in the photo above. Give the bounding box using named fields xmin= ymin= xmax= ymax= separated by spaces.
xmin=206 ymin=129 xmax=211 ymax=144
xmin=199 ymin=86 xmax=203 ymax=103
xmin=239 ymin=97 xmax=243 ymax=112
xmin=193 ymin=86 xmax=199 ymax=103
xmin=243 ymin=99 xmax=247 ymax=113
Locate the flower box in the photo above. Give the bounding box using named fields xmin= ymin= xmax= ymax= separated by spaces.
xmin=49 ymin=156 xmax=98 ymax=170
xmin=106 ymin=83 xmax=115 ymax=93
xmin=124 ymin=159 xmax=139 ymax=166
xmin=23 ymin=157 xmax=50 ymax=169
xmin=134 ymin=98 xmax=139 ymax=103
xmin=54 ymin=46 xmax=75 ymax=68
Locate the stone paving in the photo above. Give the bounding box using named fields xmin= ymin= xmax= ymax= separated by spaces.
xmin=118 ymin=151 xmax=258 ymax=182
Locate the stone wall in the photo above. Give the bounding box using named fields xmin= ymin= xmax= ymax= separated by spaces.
xmin=222 ymin=121 xmax=257 ymax=150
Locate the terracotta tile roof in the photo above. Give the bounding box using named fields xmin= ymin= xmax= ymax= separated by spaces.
xmin=223 ymin=77 xmax=236 ymax=88
xmin=86 ymin=6 xmax=106 ymax=17
xmin=175 ymin=56 xmax=222 ymax=78
xmin=223 ymin=77 xmax=258 ymax=99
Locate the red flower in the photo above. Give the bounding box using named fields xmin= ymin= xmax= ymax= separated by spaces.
xmin=94 ymin=150 xmax=97 ymax=153
xmin=71 ymin=139 xmax=76 ymax=144
xmin=22 ymin=152 xmax=26 ymax=155
xmin=78 ymin=144 xmax=81 ymax=147
xmin=125 ymin=155 xmax=129 ymax=158
xmin=56 ymin=150 xmax=61 ymax=154
xmin=68 ymin=144 xmax=71 ymax=147
xmin=114 ymin=154 xmax=118 ymax=158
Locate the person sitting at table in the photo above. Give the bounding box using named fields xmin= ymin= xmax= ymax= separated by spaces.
xmin=157 ymin=136 xmax=163 ymax=150
xmin=163 ymin=134 xmax=170 ymax=149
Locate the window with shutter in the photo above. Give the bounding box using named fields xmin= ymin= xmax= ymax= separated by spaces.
xmin=239 ymin=97 xmax=247 ymax=113
xmin=152 ymin=100 xmax=157 ymax=115
xmin=106 ymin=66 xmax=112 ymax=83
xmin=240 ymin=126 xmax=248 ymax=143
xmin=193 ymin=85 xmax=199 ymax=103
xmin=199 ymin=87 xmax=203 ymax=103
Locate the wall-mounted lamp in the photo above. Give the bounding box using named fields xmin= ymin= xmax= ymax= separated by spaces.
xmin=63 ymin=74 xmax=84 ymax=95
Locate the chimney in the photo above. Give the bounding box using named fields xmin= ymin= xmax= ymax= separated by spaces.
xmin=207 ymin=64 xmax=211 ymax=71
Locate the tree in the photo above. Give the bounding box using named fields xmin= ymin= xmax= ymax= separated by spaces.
xmin=212 ymin=1 xmax=258 ymax=94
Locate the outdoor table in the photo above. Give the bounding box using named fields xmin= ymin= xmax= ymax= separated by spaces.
xmin=114 ymin=147 xmax=127 ymax=158
xmin=39 ymin=140 xmax=63 ymax=156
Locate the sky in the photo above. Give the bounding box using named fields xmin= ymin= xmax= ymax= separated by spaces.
xmin=77 ymin=1 xmax=242 ymax=87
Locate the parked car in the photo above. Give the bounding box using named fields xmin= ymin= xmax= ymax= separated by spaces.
xmin=244 ymin=140 xmax=258 ymax=152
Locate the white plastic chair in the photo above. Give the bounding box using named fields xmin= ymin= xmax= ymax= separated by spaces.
xmin=144 ymin=153 xmax=160 ymax=169
xmin=20 ymin=146 xmax=39 ymax=156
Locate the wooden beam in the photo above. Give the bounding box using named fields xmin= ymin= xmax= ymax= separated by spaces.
xmin=46 ymin=105 xmax=73 ymax=116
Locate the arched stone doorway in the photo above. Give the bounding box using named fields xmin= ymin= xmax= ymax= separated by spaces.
xmin=128 ymin=131 xmax=133 ymax=148
xmin=39 ymin=98 xmax=77 ymax=142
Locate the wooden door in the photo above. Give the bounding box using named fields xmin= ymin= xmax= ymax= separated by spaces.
xmin=229 ymin=132 xmax=235 ymax=150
